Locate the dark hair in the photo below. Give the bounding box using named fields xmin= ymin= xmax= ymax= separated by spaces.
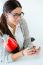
xmin=1 ymin=14 xmax=16 ymax=39
xmin=0 ymin=22 xmax=6 ymax=34
xmin=3 ymin=0 xmax=22 ymax=13
xmin=1 ymin=0 xmax=22 ymax=36
xmin=0 ymin=19 xmax=19 ymax=53
xmin=1 ymin=0 xmax=22 ymax=37
xmin=0 ymin=0 xmax=22 ymax=53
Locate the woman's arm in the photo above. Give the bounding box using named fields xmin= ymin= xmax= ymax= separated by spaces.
xmin=11 ymin=47 xmax=40 ymax=61
xmin=10 ymin=47 xmax=40 ymax=61
xmin=20 ymin=18 xmax=32 ymax=48
xmin=11 ymin=50 xmax=23 ymax=61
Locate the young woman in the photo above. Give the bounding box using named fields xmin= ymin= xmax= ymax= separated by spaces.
xmin=0 ymin=0 xmax=40 ymax=63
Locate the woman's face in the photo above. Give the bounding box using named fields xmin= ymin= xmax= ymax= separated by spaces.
xmin=6 ymin=7 xmax=22 ymax=28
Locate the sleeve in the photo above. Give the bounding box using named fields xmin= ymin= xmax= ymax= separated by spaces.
xmin=0 ymin=36 xmax=14 ymax=63
xmin=4 ymin=50 xmax=14 ymax=63
xmin=7 ymin=54 xmax=13 ymax=63
xmin=20 ymin=18 xmax=32 ymax=49
xmin=0 ymin=37 xmax=5 ymax=63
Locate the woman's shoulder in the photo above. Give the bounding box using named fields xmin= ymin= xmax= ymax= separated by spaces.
xmin=20 ymin=18 xmax=28 ymax=31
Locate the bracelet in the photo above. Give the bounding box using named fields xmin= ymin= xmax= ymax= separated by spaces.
xmin=22 ymin=51 xmax=24 ymax=56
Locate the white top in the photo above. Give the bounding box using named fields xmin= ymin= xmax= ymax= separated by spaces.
xmin=8 ymin=24 xmax=24 ymax=50
xmin=15 ymin=24 xmax=24 ymax=50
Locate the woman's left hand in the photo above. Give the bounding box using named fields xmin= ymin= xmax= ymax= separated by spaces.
xmin=27 ymin=46 xmax=41 ymax=55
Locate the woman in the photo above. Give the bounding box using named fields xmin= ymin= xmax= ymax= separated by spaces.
xmin=0 ymin=0 xmax=40 ymax=62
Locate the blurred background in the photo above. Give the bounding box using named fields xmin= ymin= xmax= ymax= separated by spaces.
xmin=0 ymin=0 xmax=43 ymax=47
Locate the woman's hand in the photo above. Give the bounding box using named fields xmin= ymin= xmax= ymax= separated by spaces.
xmin=11 ymin=46 xmax=40 ymax=61
xmin=22 ymin=46 xmax=40 ymax=56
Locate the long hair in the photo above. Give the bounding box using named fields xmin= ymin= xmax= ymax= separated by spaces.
xmin=0 ymin=0 xmax=22 ymax=53
xmin=1 ymin=0 xmax=22 ymax=38
xmin=1 ymin=14 xmax=16 ymax=39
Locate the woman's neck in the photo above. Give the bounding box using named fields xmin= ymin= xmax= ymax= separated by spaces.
xmin=8 ymin=24 xmax=16 ymax=35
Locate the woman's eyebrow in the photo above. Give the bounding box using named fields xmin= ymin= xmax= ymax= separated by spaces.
xmin=11 ymin=12 xmax=23 ymax=14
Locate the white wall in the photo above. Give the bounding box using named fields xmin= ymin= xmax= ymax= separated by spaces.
xmin=19 ymin=0 xmax=43 ymax=47
xmin=0 ymin=0 xmax=43 ymax=47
